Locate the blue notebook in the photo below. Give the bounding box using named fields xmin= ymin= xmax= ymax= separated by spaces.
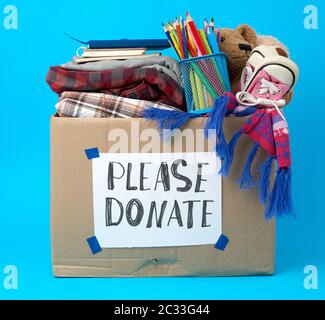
xmin=66 ymin=34 xmax=171 ymax=50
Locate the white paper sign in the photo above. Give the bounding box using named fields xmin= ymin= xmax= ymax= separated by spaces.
xmin=91 ymin=152 xmax=222 ymax=248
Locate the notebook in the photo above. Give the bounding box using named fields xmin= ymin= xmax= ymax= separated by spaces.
xmin=74 ymin=53 xmax=161 ymax=64
xmin=81 ymin=48 xmax=147 ymax=58
xmin=65 ymin=34 xmax=171 ymax=50
xmin=87 ymin=39 xmax=171 ymax=50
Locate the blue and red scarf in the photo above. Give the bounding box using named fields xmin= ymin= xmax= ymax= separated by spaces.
xmin=143 ymin=93 xmax=294 ymax=220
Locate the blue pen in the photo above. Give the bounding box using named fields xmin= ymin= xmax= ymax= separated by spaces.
xmin=181 ymin=17 xmax=188 ymax=59
xmin=206 ymin=26 xmax=219 ymax=53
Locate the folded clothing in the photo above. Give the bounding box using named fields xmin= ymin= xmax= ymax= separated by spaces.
xmin=62 ymin=55 xmax=182 ymax=85
xmin=56 ymin=91 xmax=178 ymax=118
xmin=46 ymin=66 xmax=185 ymax=109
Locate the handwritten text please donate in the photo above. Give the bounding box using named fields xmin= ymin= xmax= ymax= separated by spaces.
xmin=105 ymin=159 xmax=215 ymax=229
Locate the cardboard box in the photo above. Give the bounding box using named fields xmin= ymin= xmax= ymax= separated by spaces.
xmin=50 ymin=117 xmax=275 ymax=277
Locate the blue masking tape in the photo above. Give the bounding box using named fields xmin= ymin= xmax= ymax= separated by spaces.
xmin=87 ymin=236 xmax=102 ymax=255
xmin=85 ymin=148 xmax=100 ymax=160
xmin=215 ymin=234 xmax=229 ymax=251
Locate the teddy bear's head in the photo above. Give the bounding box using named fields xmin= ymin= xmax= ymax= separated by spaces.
xmin=218 ymin=24 xmax=258 ymax=89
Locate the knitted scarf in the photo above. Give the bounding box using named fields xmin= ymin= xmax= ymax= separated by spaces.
xmin=143 ymin=92 xmax=294 ymax=220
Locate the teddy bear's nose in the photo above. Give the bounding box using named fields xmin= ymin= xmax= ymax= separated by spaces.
xmin=239 ymin=44 xmax=252 ymax=52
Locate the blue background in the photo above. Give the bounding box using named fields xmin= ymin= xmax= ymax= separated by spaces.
xmin=0 ymin=0 xmax=324 ymax=300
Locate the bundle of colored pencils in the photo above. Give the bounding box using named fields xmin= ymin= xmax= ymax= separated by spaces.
xmin=162 ymin=13 xmax=228 ymax=112
xmin=161 ymin=13 xmax=221 ymax=60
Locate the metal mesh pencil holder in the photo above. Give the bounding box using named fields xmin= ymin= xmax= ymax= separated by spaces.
xmin=179 ymin=53 xmax=231 ymax=114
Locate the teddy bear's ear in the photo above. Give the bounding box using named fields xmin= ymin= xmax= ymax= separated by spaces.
xmin=236 ymin=24 xmax=258 ymax=47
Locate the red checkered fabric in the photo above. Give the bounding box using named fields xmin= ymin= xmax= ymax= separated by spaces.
xmin=46 ymin=66 xmax=185 ymax=110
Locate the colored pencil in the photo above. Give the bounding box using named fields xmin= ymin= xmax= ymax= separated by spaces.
xmin=181 ymin=17 xmax=188 ymax=59
xmin=194 ymin=71 xmax=205 ymax=109
xmin=206 ymin=25 xmax=228 ymax=89
xmin=168 ymin=23 xmax=179 ymax=45
xmin=186 ymin=40 xmax=197 ymax=57
xmin=209 ymin=18 xmax=215 ymax=31
xmin=216 ymin=26 xmax=221 ymax=43
xmin=191 ymin=63 xmax=218 ymax=98
xmin=186 ymin=23 xmax=203 ymax=56
xmin=186 ymin=24 xmax=204 ymax=109
xmin=199 ymin=29 xmax=212 ymax=54
xmin=203 ymin=85 xmax=209 ymax=106
xmin=162 ymin=23 xmax=174 ymax=49
xmin=166 ymin=23 xmax=181 ymax=58
xmin=185 ymin=22 xmax=197 ymax=57
xmin=206 ymin=90 xmax=214 ymax=107
xmin=190 ymin=69 xmax=200 ymax=109
xmin=204 ymin=18 xmax=208 ymax=32
xmin=175 ymin=17 xmax=185 ymax=59
xmin=199 ymin=28 xmax=223 ymax=96
xmin=186 ymin=12 xmax=208 ymax=56
xmin=185 ymin=20 xmax=196 ymax=55
xmin=162 ymin=23 xmax=181 ymax=59
xmin=206 ymin=26 xmax=219 ymax=53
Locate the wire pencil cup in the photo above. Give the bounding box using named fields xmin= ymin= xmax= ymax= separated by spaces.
xmin=179 ymin=53 xmax=231 ymax=114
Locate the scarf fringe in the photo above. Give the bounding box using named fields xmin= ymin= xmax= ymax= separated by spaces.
xmin=264 ymin=167 xmax=294 ymax=220
xmin=238 ymin=142 xmax=260 ymax=189
xmin=205 ymin=95 xmax=230 ymax=161
xmin=259 ymin=155 xmax=276 ymax=205
xmin=142 ymin=102 xmax=294 ymax=221
xmin=142 ymin=107 xmax=199 ymax=137
xmin=220 ymin=130 xmax=243 ymax=176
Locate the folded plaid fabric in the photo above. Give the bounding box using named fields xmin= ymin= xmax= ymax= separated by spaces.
xmin=56 ymin=91 xmax=178 ymax=118
xmin=62 ymin=55 xmax=182 ymax=85
xmin=46 ymin=66 xmax=185 ymax=110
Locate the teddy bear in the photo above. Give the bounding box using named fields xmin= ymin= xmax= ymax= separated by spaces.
xmin=217 ymin=24 xmax=293 ymax=104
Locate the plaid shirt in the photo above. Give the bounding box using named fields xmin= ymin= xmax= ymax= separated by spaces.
xmin=47 ymin=66 xmax=185 ymax=109
xmin=56 ymin=91 xmax=178 ymax=118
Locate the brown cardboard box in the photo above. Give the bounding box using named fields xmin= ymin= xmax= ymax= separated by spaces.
xmin=50 ymin=117 xmax=275 ymax=277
